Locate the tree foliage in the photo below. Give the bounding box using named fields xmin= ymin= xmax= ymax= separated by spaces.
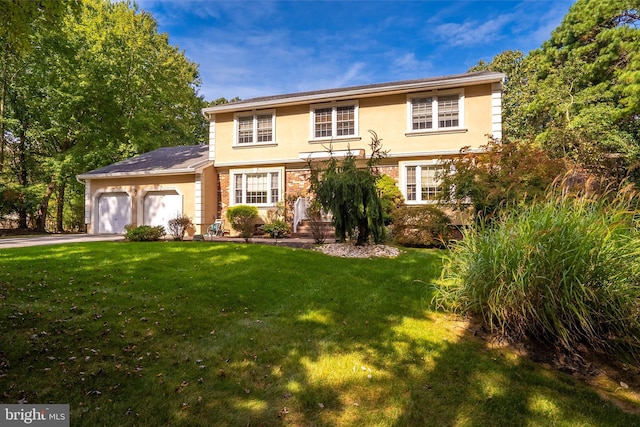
xmin=309 ymin=131 xmax=386 ymax=245
xmin=472 ymin=0 xmax=640 ymax=183
xmin=0 ymin=0 xmax=206 ymax=231
xmin=375 ymin=174 xmax=404 ymax=225
xmin=439 ymin=139 xmax=568 ymax=221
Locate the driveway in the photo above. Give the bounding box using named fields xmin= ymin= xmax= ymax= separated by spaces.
xmin=0 ymin=234 xmax=124 ymax=249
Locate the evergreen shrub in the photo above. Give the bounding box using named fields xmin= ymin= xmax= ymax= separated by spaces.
xmin=124 ymin=225 xmax=165 ymax=241
xmin=262 ymin=220 xmax=290 ymax=238
xmin=227 ymin=205 xmax=259 ymax=242
xmin=375 ymin=174 xmax=404 ymax=225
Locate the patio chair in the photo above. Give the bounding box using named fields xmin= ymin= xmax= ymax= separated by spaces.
xmin=205 ymin=219 xmax=224 ymax=240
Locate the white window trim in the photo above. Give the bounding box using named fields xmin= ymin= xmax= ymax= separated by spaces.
xmin=233 ymin=110 xmax=276 ymax=147
xmin=229 ymin=167 xmax=284 ymax=207
xmin=406 ymin=89 xmax=465 ymax=135
xmin=399 ymin=160 xmax=448 ymax=205
xmin=309 ymin=100 xmax=359 ymax=142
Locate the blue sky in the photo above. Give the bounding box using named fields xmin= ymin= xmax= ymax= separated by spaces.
xmin=136 ymin=0 xmax=576 ymax=102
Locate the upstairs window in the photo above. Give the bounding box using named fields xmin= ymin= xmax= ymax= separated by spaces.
xmin=314 ymin=108 xmax=332 ymax=138
xmin=235 ymin=111 xmax=275 ymax=145
xmin=438 ymin=95 xmax=459 ymax=128
xmin=336 ymin=105 xmax=355 ymax=136
xmin=411 ymin=97 xmax=433 ymax=130
xmin=311 ymin=102 xmax=358 ymax=140
xmin=408 ymin=91 xmax=463 ymax=133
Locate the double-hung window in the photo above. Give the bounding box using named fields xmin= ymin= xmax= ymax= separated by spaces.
xmin=311 ymin=102 xmax=358 ymax=140
xmin=408 ymin=91 xmax=463 ymax=133
xmin=401 ymin=162 xmax=446 ymax=203
xmin=235 ymin=111 xmax=275 ymax=145
xmin=231 ymin=168 xmax=282 ymax=206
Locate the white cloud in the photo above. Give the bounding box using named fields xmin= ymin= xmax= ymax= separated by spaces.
xmin=432 ymin=13 xmax=517 ymax=48
xmin=392 ymin=53 xmax=433 ymax=76
xmin=136 ymin=0 xmax=576 ymax=101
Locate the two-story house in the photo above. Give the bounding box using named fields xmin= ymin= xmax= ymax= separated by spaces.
xmin=77 ymin=71 xmax=504 ymax=235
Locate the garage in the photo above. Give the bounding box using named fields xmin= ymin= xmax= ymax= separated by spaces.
xmin=98 ymin=192 xmax=132 ymax=234
xmin=77 ymin=145 xmax=213 ymax=235
xmin=143 ymin=190 xmax=183 ymax=230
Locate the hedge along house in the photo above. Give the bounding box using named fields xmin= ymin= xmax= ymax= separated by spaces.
xmin=78 ymin=71 xmax=504 ymax=235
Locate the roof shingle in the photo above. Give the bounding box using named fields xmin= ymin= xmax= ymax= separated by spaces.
xmin=78 ymin=145 xmax=210 ymax=178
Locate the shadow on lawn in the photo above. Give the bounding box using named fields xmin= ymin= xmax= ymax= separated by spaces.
xmin=166 ymin=247 xmax=639 ymax=426
xmin=1 ymin=243 xmax=639 ymax=426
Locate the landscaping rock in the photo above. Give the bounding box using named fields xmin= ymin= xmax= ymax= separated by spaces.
xmin=315 ymin=243 xmax=401 ymax=258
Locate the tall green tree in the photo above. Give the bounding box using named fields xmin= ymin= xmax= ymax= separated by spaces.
xmin=0 ymin=0 xmax=77 ymax=174
xmin=468 ymin=50 xmax=533 ymax=142
xmin=470 ymin=1 xmax=639 ymax=185
xmin=2 ymin=0 xmax=206 ymax=231
xmin=309 ymin=131 xmax=386 ymax=245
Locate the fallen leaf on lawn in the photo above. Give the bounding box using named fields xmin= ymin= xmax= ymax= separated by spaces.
xmin=278 ymin=407 xmax=289 ymax=417
xmin=318 ymin=403 xmax=325 ymax=409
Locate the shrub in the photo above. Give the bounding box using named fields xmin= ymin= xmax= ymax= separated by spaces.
xmin=263 ymin=202 xmax=290 ymax=238
xmin=167 ymin=214 xmax=193 ymax=241
xmin=304 ymin=200 xmax=328 ymax=244
xmin=392 ymin=205 xmax=451 ymax=248
xmin=375 ymin=174 xmax=404 ymax=225
xmin=124 ymin=224 xmax=165 ymax=241
xmin=439 ymin=139 xmax=567 ymax=222
xmin=262 ymin=220 xmax=290 ymax=238
xmin=435 ymin=186 xmax=640 ymax=360
xmin=226 ymin=205 xmax=259 ymax=242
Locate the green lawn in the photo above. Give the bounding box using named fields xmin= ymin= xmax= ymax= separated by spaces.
xmin=0 ymin=242 xmax=638 ymax=426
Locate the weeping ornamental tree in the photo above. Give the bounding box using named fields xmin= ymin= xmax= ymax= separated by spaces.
xmin=309 ymin=130 xmax=386 ymax=246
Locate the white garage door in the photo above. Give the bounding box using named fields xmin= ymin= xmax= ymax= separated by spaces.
xmin=98 ymin=192 xmax=132 ymax=234
xmin=143 ymin=190 xmax=182 ymax=230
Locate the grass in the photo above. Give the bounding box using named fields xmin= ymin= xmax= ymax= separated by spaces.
xmin=0 ymin=241 xmax=639 ymax=426
xmin=437 ymin=188 xmax=640 ymax=357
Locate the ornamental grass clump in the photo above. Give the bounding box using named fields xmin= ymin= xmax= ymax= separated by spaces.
xmin=436 ymin=184 xmax=640 ymax=359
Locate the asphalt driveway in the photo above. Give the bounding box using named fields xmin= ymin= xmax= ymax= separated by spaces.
xmin=0 ymin=234 xmax=124 ymax=249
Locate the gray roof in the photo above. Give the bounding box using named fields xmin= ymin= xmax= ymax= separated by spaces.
xmin=78 ymin=145 xmax=210 ymax=178
xmin=203 ymin=71 xmax=505 ymax=115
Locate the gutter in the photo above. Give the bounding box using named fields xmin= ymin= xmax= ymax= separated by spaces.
xmin=76 ymin=167 xmax=204 ymax=180
xmin=202 ymin=72 xmax=505 ymax=115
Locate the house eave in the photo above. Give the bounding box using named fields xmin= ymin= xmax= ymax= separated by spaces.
xmin=202 ymin=72 xmax=505 ymax=116
xmin=211 ymin=148 xmax=488 ymax=168
xmin=77 ymin=168 xmax=200 ymax=180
